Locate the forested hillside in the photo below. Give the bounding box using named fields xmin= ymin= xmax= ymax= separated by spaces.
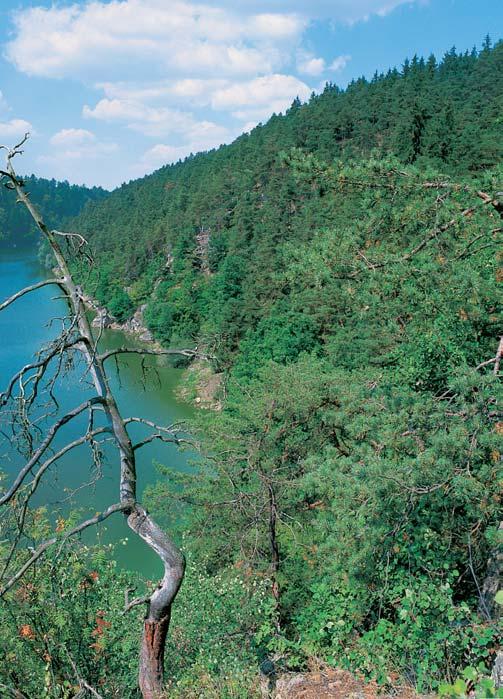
xmin=1 ymin=41 xmax=501 ymax=697
xmin=71 ymin=39 xmax=502 ymax=342
xmin=0 ymin=174 xmax=107 ymax=246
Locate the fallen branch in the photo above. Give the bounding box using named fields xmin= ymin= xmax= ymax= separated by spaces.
xmin=99 ymin=346 xmax=199 ymax=363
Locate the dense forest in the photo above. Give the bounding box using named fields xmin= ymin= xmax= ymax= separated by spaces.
xmin=0 ymin=175 xmax=107 ymax=246
xmin=1 ymin=40 xmax=502 ymax=697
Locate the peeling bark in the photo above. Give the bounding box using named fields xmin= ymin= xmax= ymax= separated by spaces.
xmin=139 ymin=616 xmax=171 ymax=698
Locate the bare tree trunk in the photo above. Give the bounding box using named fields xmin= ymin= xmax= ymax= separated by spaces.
xmin=0 ymin=137 xmax=187 ymax=697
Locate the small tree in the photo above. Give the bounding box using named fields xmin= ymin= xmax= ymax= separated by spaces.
xmin=0 ymin=136 xmax=197 ymax=698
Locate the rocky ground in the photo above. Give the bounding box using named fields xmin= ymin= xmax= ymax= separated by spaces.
xmin=265 ymin=669 xmax=429 ymax=699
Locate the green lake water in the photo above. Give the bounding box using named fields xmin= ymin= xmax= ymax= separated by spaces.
xmin=0 ymin=247 xmax=195 ymax=578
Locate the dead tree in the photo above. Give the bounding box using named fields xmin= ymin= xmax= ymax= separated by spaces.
xmin=0 ymin=135 xmax=197 ymax=698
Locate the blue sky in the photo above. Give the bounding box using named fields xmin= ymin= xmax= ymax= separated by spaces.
xmin=0 ymin=0 xmax=501 ymax=189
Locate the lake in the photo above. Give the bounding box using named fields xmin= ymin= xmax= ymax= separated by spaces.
xmin=0 ymin=247 xmax=195 ymax=578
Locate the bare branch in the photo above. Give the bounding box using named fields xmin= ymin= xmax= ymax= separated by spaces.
xmin=123 ymin=416 xmax=192 ymax=451
xmin=53 ymin=229 xmax=89 ymax=247
xmin=0 ymin=335 xmax=87 ymax=407
xmin=475 ymin=336 xmax=503 ymax=374
xmin=494 ymin=336 xmax=503 ymax=375
xmin=124 ymin=592 xmax=151 ymax=614
xmin=99 ymin=346 xmax=199 ymax=363
xmin=66 ymin=650 xmax=104 ymax=699
xmin=133 ymin=433 xmax=189 ymax=451
xmin=0 ymin=279 xmax=64 ymax=313
xmin=1 ymin=140 xmax=190 ymax=696
xmin=0 ymin=502 xmax=130 ymax=597
xmin=0 ymin=397 xmax=105 ymax=507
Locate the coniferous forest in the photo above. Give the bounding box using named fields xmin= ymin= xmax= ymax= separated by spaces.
xmin=0 ymin=176 xmax=107 ymax=246
xmin=0 ymin=40 xmax=502 ymax=698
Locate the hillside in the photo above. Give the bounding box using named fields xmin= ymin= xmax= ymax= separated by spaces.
xmin=71 ymin=40 xmax=502 ymax=354
xmin=1 ymin=40 xmax=501 ymax=697
xmin=0 ymin=174 xmax=107 ymax=247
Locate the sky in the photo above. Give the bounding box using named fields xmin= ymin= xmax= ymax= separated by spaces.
xmin=0 ymin=0 xmax=501 ymax=189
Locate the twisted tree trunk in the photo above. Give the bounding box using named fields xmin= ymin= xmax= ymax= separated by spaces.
xmin=1 ymin=138 xmax=185 ymax=697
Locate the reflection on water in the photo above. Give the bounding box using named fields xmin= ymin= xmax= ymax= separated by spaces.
xmin=0 ymin=247 xmax=194 ymax=577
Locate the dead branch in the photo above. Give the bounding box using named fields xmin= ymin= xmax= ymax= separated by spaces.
xmin=494 ymin=336 xmax=503 ymax=375
xmin=99 ymin=346 xmax=198 ymax=363
xmin=66 ymin=651 xmax=104 ymax=699
xmin=0 ymin=137 xmax=189 ymax=698
xmin=0 ymin=279 xmax=64 ymax=312
xmin=0 ymin=502 xmax=130 ymax=597
xmin=0 ymin=335 xmax=87 ymax=407
xmin=124 ymin=591 xmax=152 ymax=614
xmin=0 ymin=397 xmax=105 ymax=506
xmin=475 ymin=336 xmax=503 ymax=374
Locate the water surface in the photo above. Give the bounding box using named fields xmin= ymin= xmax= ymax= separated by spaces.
xmin=0 ymin=247 xmax=194 ymax=577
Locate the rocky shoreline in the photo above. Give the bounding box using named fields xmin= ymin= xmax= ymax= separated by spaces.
xmin=81 ymin=292 xmax=223 ymax=409
xmin=81 ymin=293 xmax=156 ymax=345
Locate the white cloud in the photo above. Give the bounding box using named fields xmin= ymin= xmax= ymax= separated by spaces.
xmin=241 ymin=121 xmax=259 ymax=133
xmin=247 ymin=13 xmax=305 ymax=38
xmin=50 ymin=128 xmax=97 ymax=147
xmin=138 ymin=120 xmax=239 ymax=174
xmin=98 ymin=79 xmax=229 ymax=106
xmin=5 ymin=1 xmax=304 ymax=80
xmin=83 ymin=99 xmax=154 ymax=123
xmin=44 ymin=128 xmax=118 ymax=160
xmin=211 ymin=74 xmax=312 ymax=121
xmin=0 ymin=118 xmax=33 ymax=143
xmin=83 ymin=97 xmax=232 ymax=140
xmin=297 ymin=54 xmax=326 ymax=76
xmin=329 ymin=54 xmax=351 ymax=72
xmin=5 ymin=0 xmax=411 ymax=83
xmin=141 ymin=143 xmax=193 ymax=170
xmin=4 ymin=0 xmax=418 ymax=185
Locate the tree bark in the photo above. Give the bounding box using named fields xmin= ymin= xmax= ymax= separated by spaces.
xmin=139 ymin=616 xmax=171 ymax=698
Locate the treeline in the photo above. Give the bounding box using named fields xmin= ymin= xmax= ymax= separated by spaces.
xmin=0 ymin=175 xmax=107 ymax=247
xmin=1 ymin=40 xmax=501 ymax=697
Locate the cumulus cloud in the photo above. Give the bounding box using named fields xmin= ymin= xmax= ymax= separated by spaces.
xmin=297 ymin=54 xmax=326 ymax=76
xmin=5 ymin=1 xmax=304 ymax=80
xmin=85 ymin=73 xmax=311 ymax=135
xmin=97 ymin=79 xmax=229 ymax=107
xmin=137 ymin=119 xmax=240 ymax=175
xmin=4 ymin=0 xmax=418 ymax=184
xmin=50 ymin=128 xmax=96 ymax=147
xmin=45 ymin=128 xmax=118 ymax=159
xmin=211 ymin=74 xmax=312 ymax=121
xmin=141 ymin=143 xmax=195 ymax=170
xmin=203 ymin=0 xmax=416 ymax=23
xmin=329 ymin=54 xmax=351 ymax=72
xmin=84 ymin=97 xmax=232 ymax=140
xmin=0 ymin=118 xmax=33 ymax=143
